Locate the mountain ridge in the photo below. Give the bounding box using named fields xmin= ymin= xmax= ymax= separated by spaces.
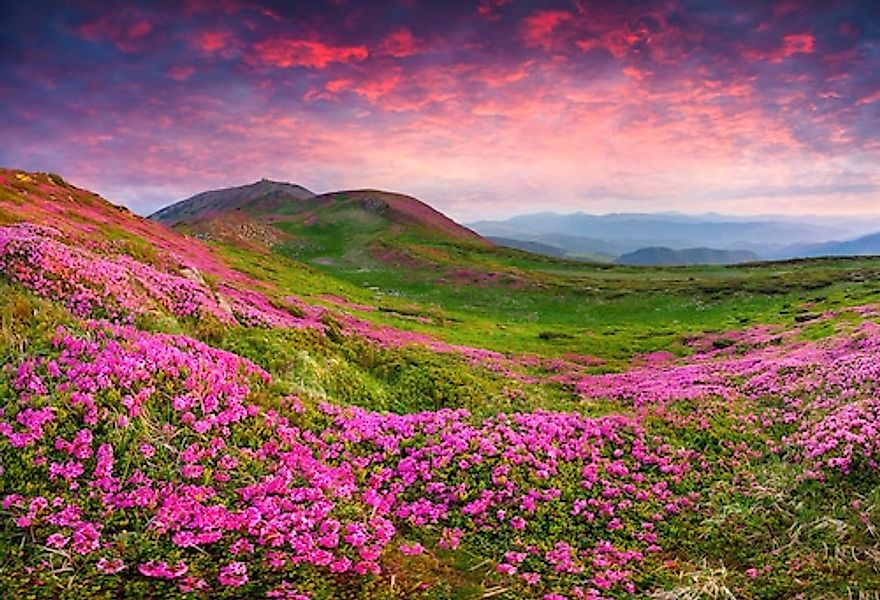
xmin=150 ymin=180 xmax=486 ymax=247
xmin=616 ymin=246 xmax=760 ymax=266
xmin=150 ymin=179 xmax=317 ymax=225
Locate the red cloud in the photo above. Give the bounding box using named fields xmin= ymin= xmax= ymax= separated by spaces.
xmin=478 ymin=0 xmax=510 ymax=21
xmin=306 ymin=71 xmax=401 ymax=103
xmin=744 ymin=32 xmax=816 ymax=63
xmin=378 ymin=28 xmax=419 ymax=58
xmin=250 ymin=38 xmax=368 ymax=69
xmin=76 ymin=9 xmax=154 ymax=53
xmin=194 ymin=30 xmax=235 ymax=54
xmin=167 ymin=66 xmax=196 ymax=81
xmin=782 ymin=33 xmax=815 ymax=56
xmin=522 ymin=10 xmax=572 ymax=50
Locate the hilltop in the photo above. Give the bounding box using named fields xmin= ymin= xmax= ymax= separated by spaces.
xmin=472 ymin=211 xmax=880 ymax=263
xmin=150 ymin=181 xmax=485 ymax=258
xmin=150 ymin=179 xmax=317 ymax=225
xmin=617 ymin=246 xmax=760 ymax=266
xmin=3 ymin=169 xmax=880 ymax=598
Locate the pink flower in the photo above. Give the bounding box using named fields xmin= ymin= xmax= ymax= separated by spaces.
xmin=399 ymin=542 xmax=424 ymax=556
xmin=139 ymin=443 xmax=155 ymax=458
xmin=218 ymin=561 xmax=248 ymax=587
xmin=138 ymin=560 xmax=188 ymax=579
xmin=96 ymin=557 xmax=125 ymax=574
xmin=46 ymin=533 xmax=69 ymax=548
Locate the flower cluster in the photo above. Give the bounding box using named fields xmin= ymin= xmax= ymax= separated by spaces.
xmin=0 ymin=223 xmax=233 ymax=322
xmin=1 ymin=321 xmax=700 ymax=598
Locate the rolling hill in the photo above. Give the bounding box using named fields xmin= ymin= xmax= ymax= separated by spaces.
xmin=469 ymin=211 xmax=855 ymax=256
xmin=151 ymin=181 xmax=490 ymax=272
xmin=7 ymin=168 xmax=880 ymax=598
xmin=771 ymin=231 xmax=880 ymax=260
xmin=150 ymin=179 xmax=317 ymax=225
xmin=152 ymin=181 xmax=484 ymax=243
xmin=617 ymin=246 xmax=760 ymax=266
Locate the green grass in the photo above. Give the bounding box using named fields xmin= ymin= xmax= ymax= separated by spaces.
xmin=9 ymin=198 xmax=880 ymax=597
xmin=212 ymin=222 xmax=880 ymax=367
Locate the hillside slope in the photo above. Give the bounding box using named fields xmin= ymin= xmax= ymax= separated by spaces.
xmin=617 ymin=246 xmax=760 ymax=266
xmin=469 ymin=212 xmax=851 ymax=255
xmin=5 ymin=169 xmax=880 ymax=598
xmin=151 ymin=181 xmax=484 ymax=245
xmin=773 ymin=231 xmax=880 ymax=259
xmin=151 ymin=179 xmax=317 ymax=225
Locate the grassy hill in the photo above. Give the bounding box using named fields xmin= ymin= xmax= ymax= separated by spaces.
xmin=617 ymin=246 xmax=760 ymax=266
xmin=3 ymin=168 xmax=880 ymax=598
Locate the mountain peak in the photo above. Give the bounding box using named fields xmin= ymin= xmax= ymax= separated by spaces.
xmin=150 ymin=179 xmax=316 ymax=225
xmin=147 ymin=181 xmax=486 ymax=259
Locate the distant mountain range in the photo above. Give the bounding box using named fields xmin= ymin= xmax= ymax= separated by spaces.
xmin=770 ymin=232 xmax=880 ymax=260
xmin=153 ymin=187 xmax=880 ymax=267
xmin=469 ymin=212 xmax=880 ymax=265
xmin=617 ymin=247 xmax=759 ymax=266
xmin=152 ymin=179 xmax=484 ymax=241
xmin=485 ymin=237 xmax=567 ymax=258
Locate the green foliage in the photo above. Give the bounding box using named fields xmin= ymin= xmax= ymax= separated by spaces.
xmin=9 ymin=196 xmax=880 ymax=598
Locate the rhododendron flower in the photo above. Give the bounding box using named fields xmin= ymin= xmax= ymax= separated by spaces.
xmin=96 ymin=557 xmax=125 ymax=574
xmin=138 ymin=560 xmax=189 ymax=579
xmin=399 ymin=541 xmax=424 ymax=556
xmin=45 ymin=533 xmax=69 ymax=548
xmin=218 ymin=561 xmax=248 ymax=587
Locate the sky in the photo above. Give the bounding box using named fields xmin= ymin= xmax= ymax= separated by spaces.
xmin=0 ymin=0 xmax=878 ymax=221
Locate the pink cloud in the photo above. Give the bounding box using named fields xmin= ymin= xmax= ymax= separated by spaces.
xmin=378 ymin=28 xmax=419 ymax=58
xmin=744 ymin=32 xmax=815 ymax=63
xmin=193 ymin=30 xmax=236 ymax=54
xmin=167 ymin=66 xmax=196 ymax=81
xmin=306 ymin=71 xmax=401 ymax=103
xmin=477 ymin=0 xmax=510 ymax=21
xmin=76 ymin=9 xmax=155 ymax=53
xmin=856 ymin=89 xmax=880 ymax=106
xmin=522 ymin=10 xmax=572 ymax=50
xmin=249 ymin=38 xmax=369 ymax=69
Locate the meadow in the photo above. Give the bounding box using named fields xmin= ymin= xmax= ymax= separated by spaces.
xmin=2 ymin=170 xmax=880 ymax=599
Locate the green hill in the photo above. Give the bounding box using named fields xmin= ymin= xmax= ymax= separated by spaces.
xmin=617 ymin=246 xmax=760 ymax=265
xmin=3 ymin=168 xmax=880 ymax=598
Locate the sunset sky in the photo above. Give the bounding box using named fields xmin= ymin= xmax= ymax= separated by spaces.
xmin=0 ymin=0 xmax=877 ymax=221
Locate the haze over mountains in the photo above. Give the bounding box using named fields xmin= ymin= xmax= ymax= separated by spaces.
xmin=147 ymin=179 xmax=880 ymax=266
xmin=470 ymin=212 xmax=880 ymax=264
xmin=150 ymin=179 xmax=491 ymax=276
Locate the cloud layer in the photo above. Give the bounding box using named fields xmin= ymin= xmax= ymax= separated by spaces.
xmin=0 ymin=0 xmax=877 ymax=220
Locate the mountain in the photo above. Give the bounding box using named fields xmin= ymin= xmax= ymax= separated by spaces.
xmin=617 ymin=246 xmax=760 ymax=266
xmin=151 ymin=179 xmax=317 ymax=225
xmin=9 ymin=168 xmax=880 ymax=597
xmin=485 ymin=236 xmax=567 ymax=258
xmin=149 ymin=179 xmax=483 ymax=243
xmin=469 ymin=212 xmax=853 ymax=255
xmin=149 ymin=181 xmax=496 ymax=280
xmin=772 ymin=232 xmax=880 ymax=259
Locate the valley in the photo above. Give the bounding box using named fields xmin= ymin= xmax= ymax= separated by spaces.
xmin=2 ymin=169 xmax=880 ymax=598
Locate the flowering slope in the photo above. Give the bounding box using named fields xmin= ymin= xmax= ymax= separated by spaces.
xmin=3 ymin=170 xmax=880 ymax=597
xmin=1 ymin=319 xmax=704 ymax=599
xmin=576 ymin=318 xmax=880 ymax=477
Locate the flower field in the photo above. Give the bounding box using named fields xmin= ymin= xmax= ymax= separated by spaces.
xmin=2 ymin=171 xmax=880 ymax=598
